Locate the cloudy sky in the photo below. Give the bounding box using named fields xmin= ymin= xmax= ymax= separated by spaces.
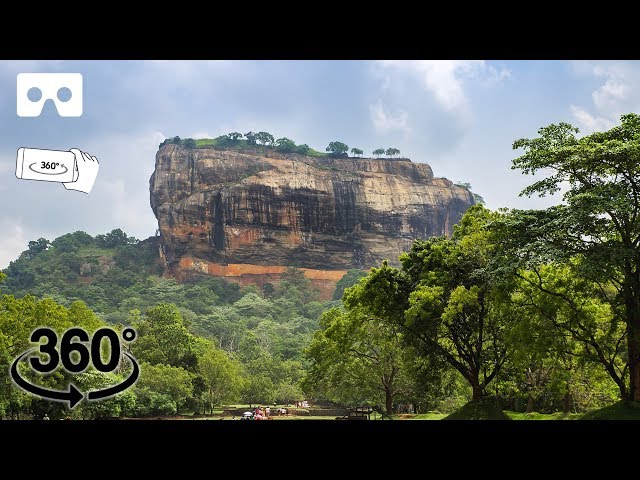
xmin=0 ymin=60 xmax=637 ymax=268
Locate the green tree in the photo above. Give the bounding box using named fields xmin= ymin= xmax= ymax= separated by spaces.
xmin=455 ymin=182 xmax=485 ymax=205
xmin=244 ymin=132 xmax=257 ymax=144
xmin=96 ymin=229 xmax=135 ymax=248
xmin=506 ymin=113 xmax=640 ymax=401
xmin=295 ymin=144 xmax=310 ymax=154
xmin=275 ymin=137 xmax=296 ymax=153
xmin=326 ymin=141 xmax=349 ymax=156
xmin=509 ymin=262 xmax=626 ymax=412
xmin=242 ymin=375 xmax=275 ymax=407
xmin=372 ymin=148 xmax=385 ymax=157
xmin=75 ymin=371 xmax=136 ymax=419
xmin=275 ymin=382 xmax=303 ymax=404
xmin=346 ymin=205 xmax=511 ymax=402
xmin=304 ymin=306 xmax=410 ymax=414
xmin=134 ymin=362 xmax=194 ymax=413
xmin=198 ymin=343 xmax=244 ymax=413
xmin=256 ymin=132 xmax=275 ymax=146
xmin=385 ymin=148 xmax=400 ymax=157
xmin=183 ymin=138 xmax=196 ymax=148
xmin=24 ymin=238 xmax=50 ymax=259
xmin=333 ymin=269 xmax=367 ymax=301
xmin=350 ymin=148 xmax=363 ymax=157
xmin=227 ymin=132 xmax=243 ymax=142
xmin=132 ymin=303 xmax=197 ymax=370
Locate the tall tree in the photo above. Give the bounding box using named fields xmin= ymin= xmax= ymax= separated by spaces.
xmin=304 ymin=306 xmax=410 ymax=414
xmin=350 ymin=148 xmax=363 ymax=157
xmin=506 ymin=113 xmax=640 ymax=401
xmin=132 ymin=303 xmax=197 ymax=370
xmin=198 ymin=343 xmax=244 ymax=413
xmin=372 ymin=148 xmax=385 ymax=157
xmin=346 ymin=205 xmax=512 ymax=401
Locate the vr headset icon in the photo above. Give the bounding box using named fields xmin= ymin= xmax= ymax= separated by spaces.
xmin=17 ymin=73 xmax=83 ymax=117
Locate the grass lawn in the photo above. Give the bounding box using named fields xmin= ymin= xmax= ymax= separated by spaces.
xmin=394 ymin=413 xmax=448 ymax=420
xmin=505 ymin=411 xmax=581 ymax=420
xmin=580 ymin=401 xmax=640 ymax=420
xmin=172 ymin=402 xmax=640 ymax=420
xmin=444 ymin=402 xmax=511 ymax=420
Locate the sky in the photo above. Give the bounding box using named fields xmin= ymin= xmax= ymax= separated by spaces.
xmin=0 ymin=59 xmax=638 ymax=268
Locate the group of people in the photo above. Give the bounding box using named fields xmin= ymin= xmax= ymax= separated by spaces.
xmin=253 ymin=406 xmax=270 ymax=420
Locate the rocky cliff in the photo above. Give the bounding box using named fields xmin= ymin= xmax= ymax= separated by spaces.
xmin=150 ymin=145 xmax=474 ymax=298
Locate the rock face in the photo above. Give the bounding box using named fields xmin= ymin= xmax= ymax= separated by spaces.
xmin=150 ymin=145 xmax=474 ymax=298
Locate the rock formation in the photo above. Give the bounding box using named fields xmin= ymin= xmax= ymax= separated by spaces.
xmin=150 ymin=145 xmax=475 ymax=298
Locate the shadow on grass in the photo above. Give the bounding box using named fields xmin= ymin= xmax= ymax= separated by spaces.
xmin=443 ymin=402 xmax=511 ymax=420
xmin=581 ymin=401 xmax=640 ymax=420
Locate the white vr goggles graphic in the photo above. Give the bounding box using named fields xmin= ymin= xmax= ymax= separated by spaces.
xmin=17 ymin=73 xmax=83 ymax=117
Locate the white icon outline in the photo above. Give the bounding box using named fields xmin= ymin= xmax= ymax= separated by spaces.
xmin=16 ymin=147 xmax=99 ymax=194
xmin=17 ymin=73 xmax=83 ymax=117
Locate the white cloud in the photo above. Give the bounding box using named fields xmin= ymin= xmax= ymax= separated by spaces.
xmin=369 ymin=100 xmax=409 ymax=134
xmin=190 ymin=131 xmax=214 ymax=139
xmin=377 ymin=60 xmax=510 ymax=114
xmin=569 ymin=105 xmax=615 ymax=132
xmin=570 ymin=61 xmax=640 ymax=132
xmin=0 ymin=218 xmax=27 ymax=268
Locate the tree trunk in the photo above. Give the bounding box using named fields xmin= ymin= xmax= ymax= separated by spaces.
xmin=562 ymin=392 xmax=571 ymax=413
xmin=628 ymin=318 xmax=640 ymax=401
xmin=624 ymin=269 xmax=640 ymax=401
xmin=384 ymin=387 xmax=393 ymax=415
xmin=526 ymin=393 xmax=534 ymax=413
xmin=471 ymin=378 xmax=483 ymax=402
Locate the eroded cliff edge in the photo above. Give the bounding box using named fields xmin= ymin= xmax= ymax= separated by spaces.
xmin=150 ymin=145 xmax=474 ymax=297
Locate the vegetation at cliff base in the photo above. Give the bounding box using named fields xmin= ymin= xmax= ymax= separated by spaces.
xmin=0 ymin=232 xmax=340 ymax=419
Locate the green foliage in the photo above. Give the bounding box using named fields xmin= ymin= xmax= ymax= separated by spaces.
xmin=454 ymin=182 xmax=485 ymax=204
xmin=198 ymin=342 xmax=244 ymax=412
xmin=345 ymin=205 xmax=512 ymax=402
xmin=275 ymin=137 xmax=296 ymax=153
xmin=443 ymin=402 xmax=511 ymax=420
xmin=244 ymin=131 xmax=257 ymax=144
xmin=134 ymin=362 xmax=193 ymax=413
xmin=326 ymin=141 xmax=349 ymax=156
xmin=75 ymin=371 xmax=136 ymax=419
xmin=505 ymin=113 xmax=640 ymax=401
xmin=303 ymin=306 xmax=413 ymax=414
xmin=24 ymin=238 xmax=50 ymax=259
xmin=333 ymin=269 xmax=367 ymax=300
xmin=350 ymin=148 xmax=363 ymax=157
xmin=580 ymin=401 xmax=640 ymax=420
xmin=372 ymin=148 xmax=385 ymax=156
xmin=295 ymin=144 xmax=310 ymax=154
xmin=256 ymin=132 xmax=275 ymax=146
xmin=385 ymin=148 xmax=400 ymax=157
xmin=0 ymin=230 xmax=329 ymax=418
xmin=132 ymin=304 xmax=197 ymax=369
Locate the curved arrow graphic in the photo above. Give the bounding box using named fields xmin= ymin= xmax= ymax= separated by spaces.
xmin=88 ymin=352 xmax=139 ymax=401
xmin=28 ymin=162 xmax=68 ymax=175
xmin=10 ymin=350 xmax=84 ymax=408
